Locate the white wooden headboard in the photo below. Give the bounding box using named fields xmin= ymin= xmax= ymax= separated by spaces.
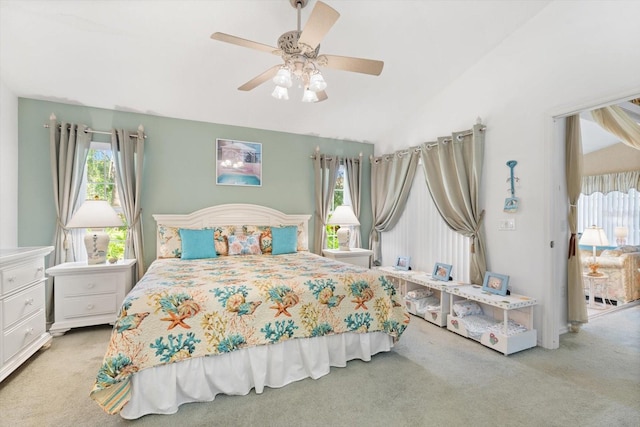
xmin=152 ymin=204 xmax=312 ymax=258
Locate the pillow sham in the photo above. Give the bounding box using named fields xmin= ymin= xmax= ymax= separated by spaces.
xmin=452 ymin=300 xmax=483 ymax=318
xmin=271 ymin=226 xmax=298 ymax=255
xmin=179 ymin=228 xmax=217 ymax=260
xmin=212 ymin=225 xmax=237 ymax=256
xmin=228 ymin=233 xmax=262 ymax=255
xmin=243 ymin=225 xmax=272 ymax=253
xmin=158 ymin=225 xmax=182 ymax=258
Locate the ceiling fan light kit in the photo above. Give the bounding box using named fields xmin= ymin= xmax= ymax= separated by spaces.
xmin=211 ymin=0 xmax=383 ymax=103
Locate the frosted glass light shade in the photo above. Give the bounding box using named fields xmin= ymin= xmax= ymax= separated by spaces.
xmin=68 ymin=199 xmax=123 ymax=264
xmin=301 ymin=89 xmax=319 ymax=103
xmin=309 ymin=72 xmax=327 ymax=92
xmin=271 ymin=85 xmax=289 ymax=100
xmin=272 ymin=68 xmax=292 ymax=88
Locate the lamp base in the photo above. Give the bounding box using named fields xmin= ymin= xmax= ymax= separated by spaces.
xmin=84 ymin=230 xmax=109 ymax=264
xmin=587 ymin=263 xmax=603 ymax=277
xmin=336 ymin=227 xmax=351 ymax=251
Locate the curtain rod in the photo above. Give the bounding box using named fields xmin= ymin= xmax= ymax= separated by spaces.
xmin=43 ymin=123 xmax=146 ymax=139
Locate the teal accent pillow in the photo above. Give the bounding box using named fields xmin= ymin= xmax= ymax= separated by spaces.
xmin=179 ymin=228 xmax=217 ymax=260
xmin=271 ymin=226 xmax=298 ymax=255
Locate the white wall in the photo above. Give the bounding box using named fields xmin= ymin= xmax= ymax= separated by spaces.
xmin=0 ymin=78 xmax=18 ymax=248
xmin=375 ymin=1 xmax=640 ymax=349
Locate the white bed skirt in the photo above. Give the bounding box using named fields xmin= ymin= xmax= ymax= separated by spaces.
xmin=120 ymin=331 xmax=394 ymax=419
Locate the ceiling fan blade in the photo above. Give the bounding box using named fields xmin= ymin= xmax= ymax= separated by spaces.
xmin=238 ymin=65 xmax=281 ymax=91
xmin=316 ymin=90 xmax=328 ymax=102
xmin=211 ymin=32 xmax=279 ymax=55
xmin=298 ymin=1 xmax=340 ymax=51
xmin=322 ymin=54 xmax=384 ymax=76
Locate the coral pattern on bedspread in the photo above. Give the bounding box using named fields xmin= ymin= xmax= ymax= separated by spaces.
xmin=90 ymin=252 xmax=408 ymax=414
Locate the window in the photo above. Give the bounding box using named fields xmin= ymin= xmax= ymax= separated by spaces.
xmin=326 ymin=166 xmax=348 ymax=249
xmin=577 ymin=189 xmax=639 ymax=246
xmin=79 ymin=142 xmax=127 ymax=259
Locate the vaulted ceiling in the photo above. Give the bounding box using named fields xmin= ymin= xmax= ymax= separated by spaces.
xmin=1 ymin=0 xmax=632 ymax=152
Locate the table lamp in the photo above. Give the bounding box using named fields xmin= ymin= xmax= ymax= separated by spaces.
xmin=67 ymin=197 xmax=124 ymax=264
xmin=614 ymin=226 xmax=628 ymax=246
xmin=579 ymin=225 xmax=609 ymax=277
xmin=326 ymin=205 xmax=360 ymax=251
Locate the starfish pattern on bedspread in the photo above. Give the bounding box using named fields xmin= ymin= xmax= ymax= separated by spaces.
xmin=90 ymin=252 xmax=408 ymax=415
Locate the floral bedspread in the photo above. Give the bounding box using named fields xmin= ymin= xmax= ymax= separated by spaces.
xmin=90 ymin=252 xmax=409 ymax=414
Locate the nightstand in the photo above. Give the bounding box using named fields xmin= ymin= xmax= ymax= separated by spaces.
xmin=322 ymin=248 xmax=373 ymax=268
xmin=46 ymin=259 xmax=136 ymax=336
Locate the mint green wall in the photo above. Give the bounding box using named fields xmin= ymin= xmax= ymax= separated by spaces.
xmin=18 ymin=99 xmax=373 ymax=268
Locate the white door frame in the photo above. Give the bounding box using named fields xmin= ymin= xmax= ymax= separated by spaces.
xmin=544 ymin=89 xmax=640 ymax=349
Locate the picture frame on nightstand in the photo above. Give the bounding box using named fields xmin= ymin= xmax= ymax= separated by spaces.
xmin=394 ymin=256 xmax=410 ymax=271
xmin=432 ymin=262 xmax=452 ymax=281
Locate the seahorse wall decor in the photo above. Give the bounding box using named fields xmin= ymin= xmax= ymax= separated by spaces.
xmin=504 ymin=160 xmax=519 ymax=212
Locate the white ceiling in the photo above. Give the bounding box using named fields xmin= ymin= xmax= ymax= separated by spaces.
xmin=0 ymin=0 xmax=555 ymax=145
xmin=1 ymin=0 xmax=630 ymax=153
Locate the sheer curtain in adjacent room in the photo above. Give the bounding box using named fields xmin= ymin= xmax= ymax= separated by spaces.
xmin=577 ymin=188 xmax=639 ymax=245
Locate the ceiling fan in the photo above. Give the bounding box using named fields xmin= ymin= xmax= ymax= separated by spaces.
xmin=211 ymin=0 xmax=384 ymax=103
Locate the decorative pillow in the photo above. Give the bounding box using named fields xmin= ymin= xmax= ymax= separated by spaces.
xmin=271 ymin=226 xmax=298 ymax=255
xmin=179 ymin=228 xmax=217 ymax=260
xmin=452 ymin=300 xmax=483 ymax=318
xmin=243 ymin=225 xmax=272 ymax=253
xmin=228 ymin=233 xmax=262 ymax=255
xmin=158 ymin=225 xmax=182 ymax=258
xmin=294 ymin=223 xmax=308 ymax=251
xmin=212 ymin=225 xmax=237 ymax=256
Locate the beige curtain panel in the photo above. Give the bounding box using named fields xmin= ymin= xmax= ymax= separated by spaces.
xmin=566 ymin=115 xmax=588 ymax=327
xmin=111 ymin=128 xmax=146 ymax=281
xmin=48 ymin=115 xmax=91 ymax=323
xmin=344 ymin=155 xmax=363 ymax=248
xmin=369 ymin=148 xmax=420 ymax=265
xmin=313 ymin=153 xmax=339 ymax=254
xmin=581 ymin=170 xmax=640 ymax=195
xmin=591 ymin=105 xmax=640 ymax=150
xmin=420 ymin=124 xmax=486 ymax=285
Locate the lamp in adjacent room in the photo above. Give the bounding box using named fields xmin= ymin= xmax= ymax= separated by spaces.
xmin=579 ymin=225 xmax=609 ymax=277
xmin=326 ymin=205 xmax=360 ymax=251
xmin=614 ymin=226 xmax=628 ymax=246
xmin=67 ymin=197 xmax=124 ymax=264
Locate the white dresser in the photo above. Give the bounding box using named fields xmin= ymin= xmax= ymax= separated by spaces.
xmin=46 ymin=259 xmax=136 ymax=336
xmin=0 ymin=246 xmax=54 ymax=382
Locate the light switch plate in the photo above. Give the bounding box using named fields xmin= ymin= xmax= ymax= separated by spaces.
xmin=499 ymin=218 xmax=516 ymax=231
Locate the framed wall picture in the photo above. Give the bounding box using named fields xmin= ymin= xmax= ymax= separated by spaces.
xmin=482 ymin=272 xmax=510 ymax=296
xmin=394 ymin=256 xmax=411 ymax=271
xmin=432 ymin=262 xmax=452 ymax=281
xmin=216 ymin=138 xmax=262 ymax=186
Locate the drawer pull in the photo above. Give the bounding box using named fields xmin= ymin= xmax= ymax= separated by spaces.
xmin=87 ymin=283 xmax=96 ymax=289
xmin=8 ymin=276 xmax=16 ymax=283
xmin=36 ymin=267 xmax=44 ymax=272
xmin=87 ymin=303 xmax=95 ymax=311
xmin=25 ymin=327 xmax=34 ymax=335
xmin=25 ymin=298 xmax=35 ymax=305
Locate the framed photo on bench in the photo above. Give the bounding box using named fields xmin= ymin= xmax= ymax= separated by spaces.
xmin=432 ymin=262 xmax=452 ymax=281
xmin=482 ymin=272 xmax=510 ymax=296
xmin=394 ymin=256 xmax=411 ymax=271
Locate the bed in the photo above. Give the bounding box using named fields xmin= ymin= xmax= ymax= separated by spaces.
xmin=90 ymin=204 xmax=409 ymax=418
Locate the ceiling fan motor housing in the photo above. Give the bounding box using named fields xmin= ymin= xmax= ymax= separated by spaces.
xmin=278 ymin=31 xmax=320 ymax=58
